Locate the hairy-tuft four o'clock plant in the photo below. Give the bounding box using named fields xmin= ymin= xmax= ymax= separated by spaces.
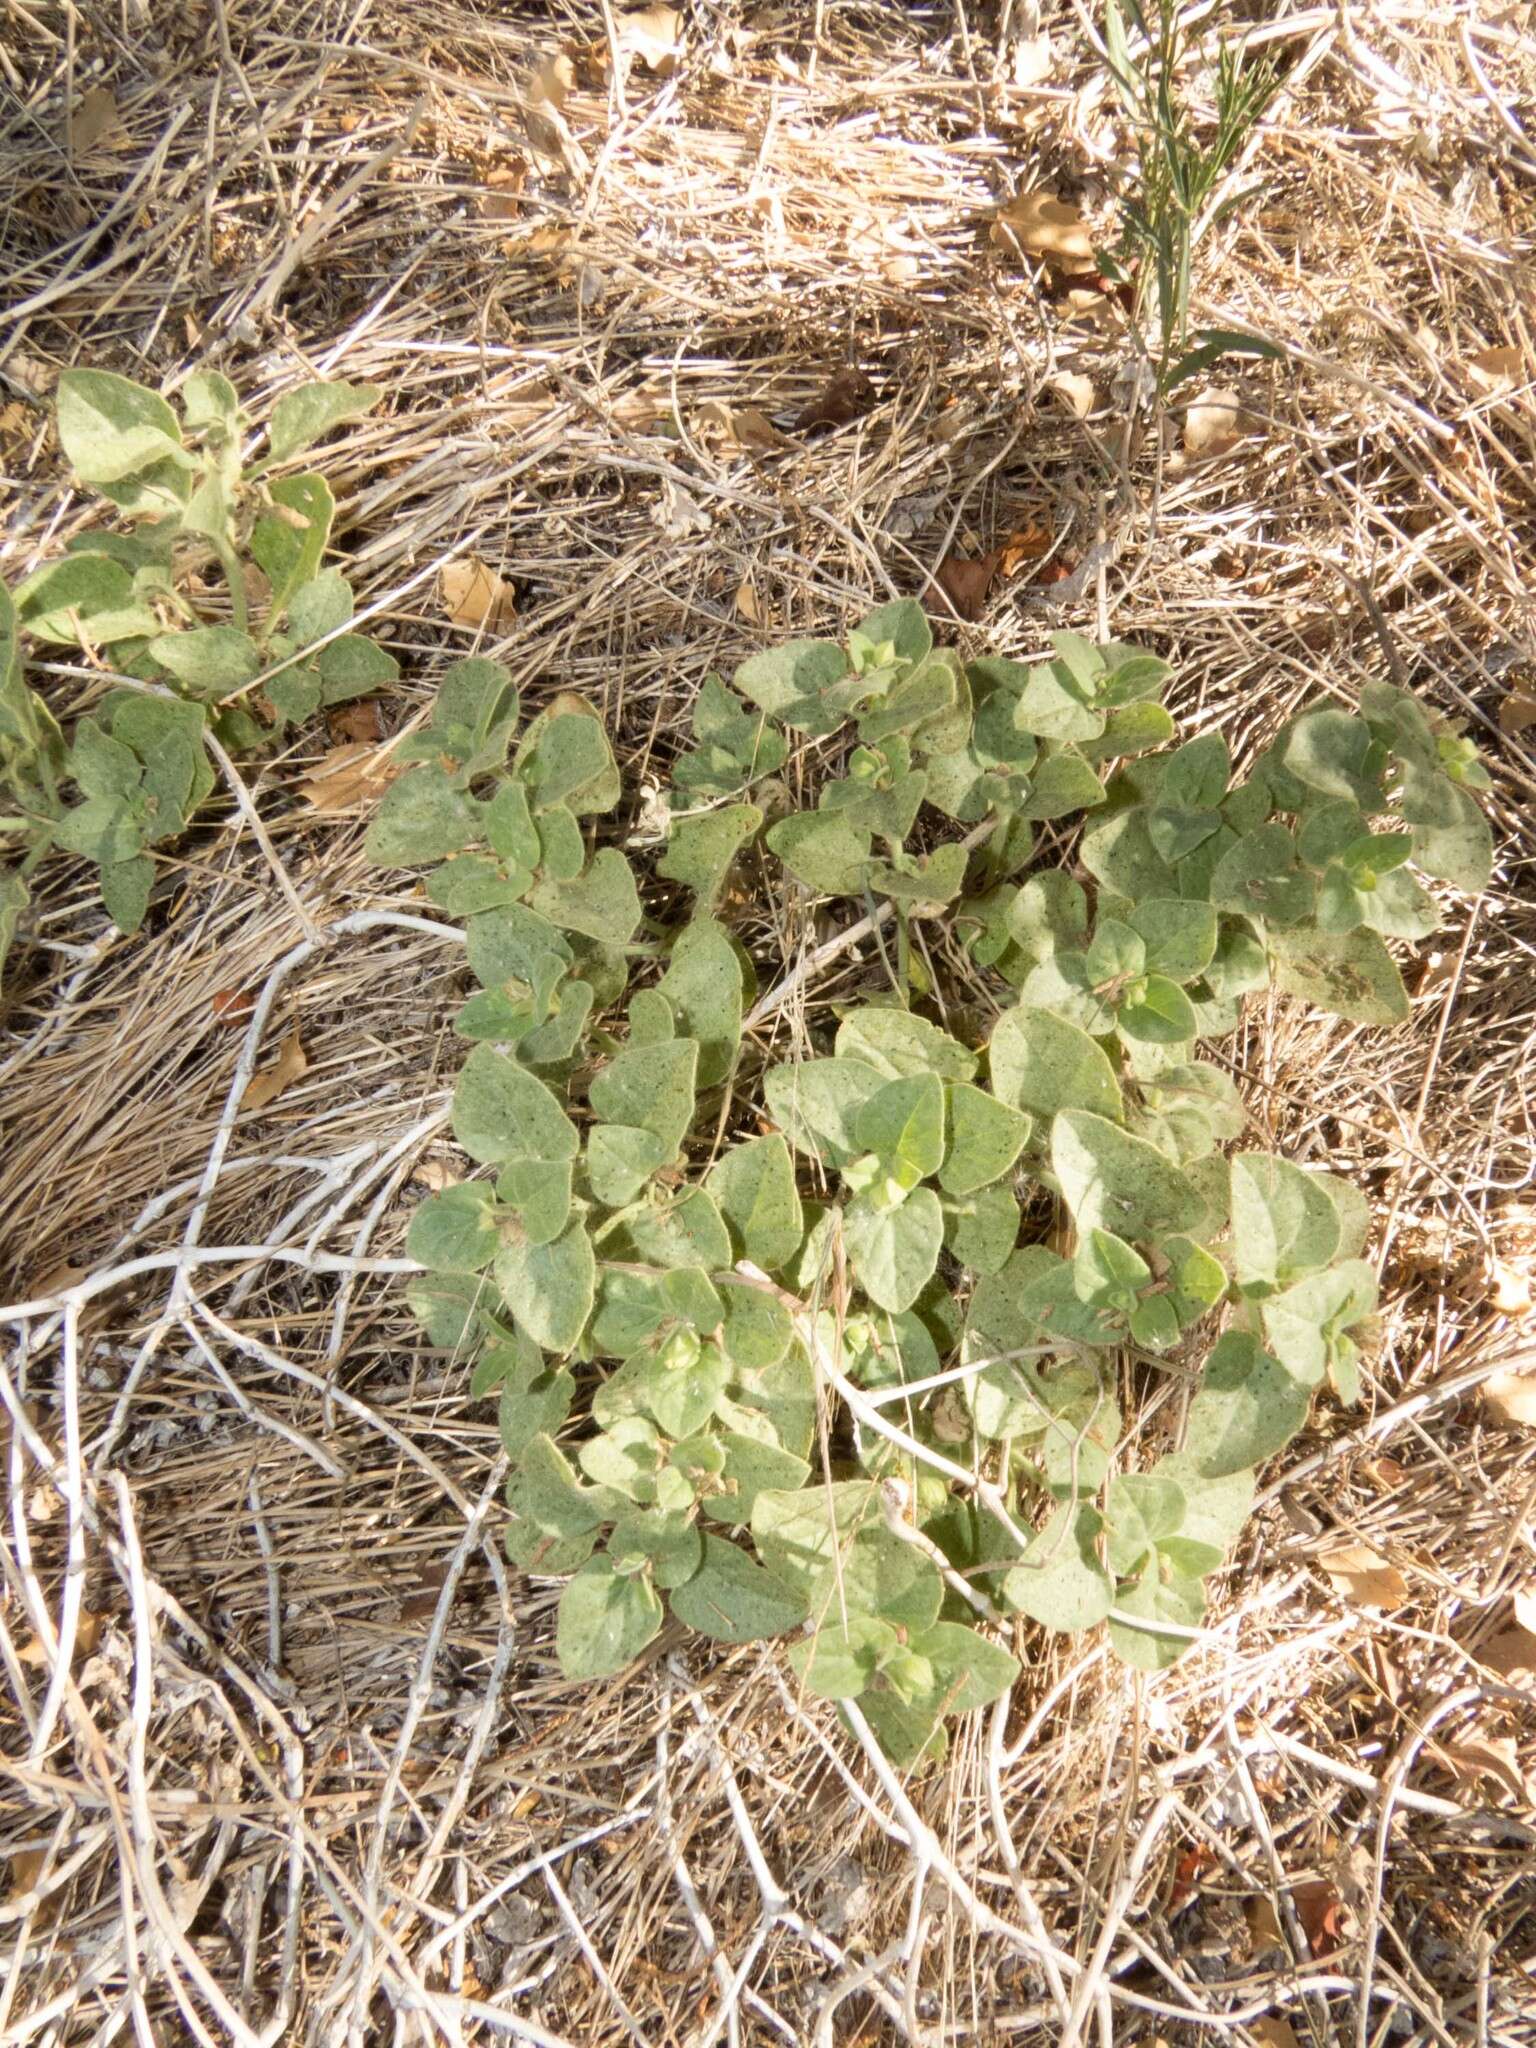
xmin=372 ymin=601 xmax=1491 ymax=1765
xmin=1 ymin=370 xmax=388 ymax=979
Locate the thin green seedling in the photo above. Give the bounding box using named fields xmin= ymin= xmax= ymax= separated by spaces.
xmin=1102 ymin=0 xmax=1283 ymax=395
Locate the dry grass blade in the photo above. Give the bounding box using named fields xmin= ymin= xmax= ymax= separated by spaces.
xmin=2 ymin=2 xmax=1535 ymax=2042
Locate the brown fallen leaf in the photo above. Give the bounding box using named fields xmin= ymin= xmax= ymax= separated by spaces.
xmin=991 ymin=189 xmax=1096 ymax=273
xmin=526 ymin=50 xmax=577 ymax=168
xmin=20 ymin=1608 xmax=102 ymax=1666
xmin=1465 ymin=344 xmax=1526 ymax=397
xmin=620 ymin=4 xmax=682 ymax=73
xmin=998 ymin=523 xmax=1052 ymax=577
xmin=1439 ymin=1732 xmax=1533 ymax=1805
xmin=1167 ymin=1842 xmax=1215 ymax=1908
xmin=1183 ymin=387 xmax=1246 ymax=458
xmin=697 ymin=400 xmax=784 ymax=453
xmin=72 ymin=85 xmax=130 ymax=156
xmin=1010 ymin=33 xmax=1053 ymax=87
xmin=1048 ymin=371 xmax=1096 ymax=418
xmin=1499 ymin=681 xmax=1536 ymax=736
xmin=1318 ymin=1540 xmax=1409 ymax=1609
xmin=1481 ymin=1365 xmax=1536 ymax=1425
xmin=326 ymin=699 xmax=385 ymax=744
xmin=1247 ymin=2020 xmax=1303 ymax=2048
xmin=1474 ymin=1592 xmax=1536 ymax=1685
xmin=441 ymin=558 xmax=516 ymax=631
xmin=244 ymin=1027 xmax=308 ymax=1112
xmin=1293 ymin=1878 xmax=1350 ymax=1958
xmin=478 ymin=161 xmax=528 ymax=223
xmin=933 ymin=550 xmax=1000 ymax=621
xmin=412 ymin=1158 xmax=462 ymax=1193
xmin=1244 ymin=1895 xmax=1286 ymax=1954
xmin=734 ymin=577 xmax=763 ymax=624
xmin=211 ymin=986 xmax=257 ymax=1026
xmin=297 ymin=742 xmax=401 ymax=815
xmin=795 ymin=368 xmax=876 ymax=432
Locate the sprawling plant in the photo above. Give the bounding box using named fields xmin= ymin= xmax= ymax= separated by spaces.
xmin=1 ymin=371 xmax=389 ymax=977
xmin=375 ymin=603 xmax=1489 ymax=1764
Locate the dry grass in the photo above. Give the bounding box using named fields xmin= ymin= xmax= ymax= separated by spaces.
xmin=3 ymin=1 xmax=1536 ymax=2041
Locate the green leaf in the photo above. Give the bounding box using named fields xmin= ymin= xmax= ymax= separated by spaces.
xmin=319 ymin=633 xmax=397 ymax=701
xmin=1152 ymin=1453 xmax=1254 ymax=1565
xmin=14 ymin=554 xmax=161 ymax=646
xmin=1108 ymin=1562 xmax=1205 ymax=1671
xmin=1104 ymin=1473 xmax=1186 ymax=1577
xmin=703 ymin=1431 xmax=811 ymax=1525
xmin=1012 ymin=660 xmax=1105 ymax=743
xmin=1210 ymin=823 xmax=1316 ymax=927
xmin=766 ymin=810 xmax=871 ymax=894
xmin=1267 ymin=927 xmax=1410 ymax=1027
xmin=266 ymin=380 xmax=381 ymax=465
xmin=534 ymin=806 xmax=584 ymax=882
xmin=853 ymin=1072 xmax=945 ymax=1185
xmin=835 ymin=1007 xmax=977 ymax=1082
xmin=1184 ymin=1332 xmax=1311 ymax=1477
xmin=1117 ymin=974 xmax=1198 ymax=1047
xmin=673 ymin=675 xmax=789 ymax=794
xmin=590 ymin=1037 xmax=698 ymax=1154
xmin=483 ymin=1343 xmax=576 ymax=1454
xmin=669 ymin=1534 xmax=808 ymax=1642
xmin=495 ymin=1218 xmax=595 ymax=1353
xmin=1260 ymin=1259 xmax=1377 ymax=1387
xmin=587 ymin=1124 xmax=670 ymax=1207
xmin=706 ymin=1135 xmax=805 ymax=1270
xmin=855 ymin=598 xmax=932 ymax=665
xmin=1017 ymin=746 xmax=1107 ymax=821
xmin=494 ymin=1159 xmax=573 ymax=1246
xmin=765 ymin=1056 xmax=884 ymax=1164
xmin=407 ymin=1183 xmax=499 ymax=1272
xmin=1052 ymin=1111 xmax=1205 ymax=1239
xmin=615 ymin=1187 xmax=733 ymax=1272
xmin=1005 ymin=872 xmax=1089 ymax=968
xmin=366 ymin=764 xmax=481 ymax=865
xmin=556 ymin=1556 xmax=663 ymax=1680
xmin=56 ymin=369 xmax=191 ymax=485
xmin=788 ymin=1615 xmax=896 ymax=1699
xmin=1277 ymin=709 xmax=1384 ymax=808
xmin=942 ymin=1182 xmax=1019 ymax=1274
xmin=408 ymin=1271 xmax=492 ymax=1351
xmin=647 ymin=1347 xmax=730 ymax=1442
xmin=905 ymin=1620 xmax=1019 ymax=1714
xmin=579 ymin=1414 xmax=665 ymax=1500
xmin=147 ymin=625 xmax=263 ymax=698
xmin=528 ymin=848 xmax=641 ymax=944
xmin=989 ymin=1006 xmax=1123 ymax=1123
xmin=70 ymin=720 xmax=140 ymax=799
xmin=656 ymin=919 xmax=743 ymax=1086
xmin=865 ymin=842 xmax=968 ymax=906
xmin=1003 ymin=1502 xmax=1113 ymax=1631
xmin=482 ymin=780 xmax=541 ymax=868
xmin=98 ymin=855 xmax=153 ymax=935
xmin=939 ymin=1083 xmax=1029 ymax=1196
xmin=1127 ymin=899 xmax=1218 ymax=982
xmin=425 ymin=854 xmax=535 ymax=917
xmin=454 ymin=1047 xmax=578 ymax=1166
xmin=1085 ymin=804 xmax=1182 ymax=899
xmin=251 ymin=473 xmax=335 ymax=619
xmin=842 ymin=1185 xmax=944 ymax=1312
xmin=659 ymin=804 xmax=761 ymax=908
xmin=1229 ymin=1153 xmax=1341 ymax=1288
xmin=607 ymin=1509 xmax=702 ymax=1589
xmin=54 ymin=795 xmax=146 ymax=864
xmin=1399 ymin=761 xmax=1492 ymax=891
xmin=733 ymin=638 xmax=851 ymax=733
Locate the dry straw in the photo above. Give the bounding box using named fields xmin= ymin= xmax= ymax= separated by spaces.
xmin=2 ymin=1 xmax=1535 ymax=2042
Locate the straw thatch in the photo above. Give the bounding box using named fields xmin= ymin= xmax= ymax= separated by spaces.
xmin=3 ymin=2 xmax=1535 ymax=2042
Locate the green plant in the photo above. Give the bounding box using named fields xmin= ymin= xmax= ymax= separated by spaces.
xmin=1102 ymin=0 xmax=1283 ymax=394
xmin=374 ymin=602 xmax=1490 ymax=1765
xmin=1 ymin=370 xmax=390 ymax=978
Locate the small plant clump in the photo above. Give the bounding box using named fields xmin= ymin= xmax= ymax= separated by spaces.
xmin=374 ymin=600 xmax=1491 ymax=1764
xmin=1 ymin=371 xmax=390 ymax=978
